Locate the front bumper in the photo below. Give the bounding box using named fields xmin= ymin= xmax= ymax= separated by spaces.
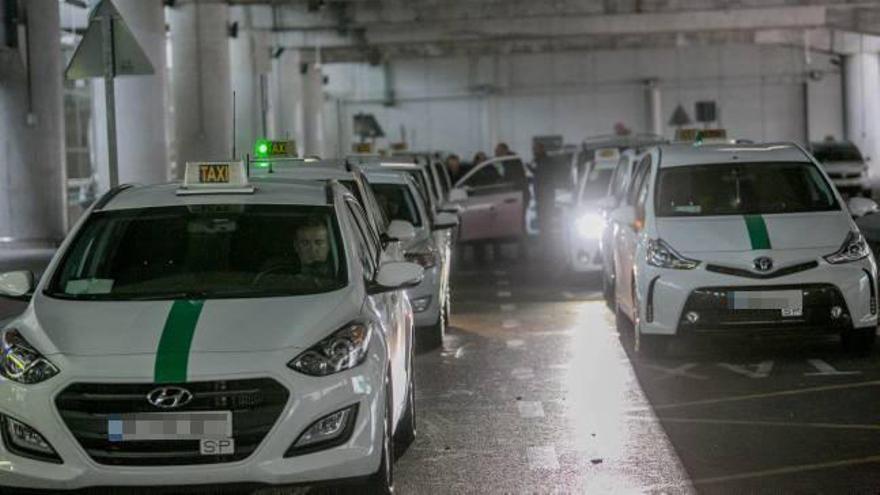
xmin=639 ymin=259 xmax=878 ymax=337
xmin=0 ymin=346 xmax=387 ymax=490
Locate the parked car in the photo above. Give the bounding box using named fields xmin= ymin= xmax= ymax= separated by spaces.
xmin=0 ymin=162 xmax=422 ymax=491
xmin=810 ymin=140 xmax=871 ymax=197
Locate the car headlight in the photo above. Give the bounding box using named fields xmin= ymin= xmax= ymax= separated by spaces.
xmin=0 ymin=329 xmax=59 ymax=384
xmin=646 ymin=239 xmax=700 ymax=270
xmin=574 ymin=212 xmax=604 ymax=239
xmin=288 ymin=323 xmax=372 ymax=376
xmin=824 ymin=231 xmax=871 ymax=264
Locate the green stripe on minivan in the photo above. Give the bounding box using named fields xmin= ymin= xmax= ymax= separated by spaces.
xmin=154 ymin=300 xmax=204 ymax=383
xmin=744 ymin=215 xmax=771 ymax=250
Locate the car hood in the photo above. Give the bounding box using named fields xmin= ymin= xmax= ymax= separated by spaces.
xmin=656 ymin=211 xmax=850 ymax=256
xmin=22 ymin=287 xmax=362 ymax=357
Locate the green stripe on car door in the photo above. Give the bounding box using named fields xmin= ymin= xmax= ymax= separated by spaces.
xmin=154 ymin=300 xmax=205 ymax=383
xmin=744 ymin=215 xmax=771 ymax=250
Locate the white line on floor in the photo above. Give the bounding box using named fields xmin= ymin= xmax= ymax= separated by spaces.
xmin=502 ymin=319 xmax=520 ymax=329
xmin=500 ymin=303 xmax=517 ymax=312
xmin=527 ymin=446 xmax=560 ymax=470
xmin=511 ymin=367 xmax=534 ymax=379
xmin=718 ymin=361 xmax=774 ymax=379
xmin=506 ymin=339 xmax=525 ymax=349
xmin=497 ymin=291 xmax=512 ymax=298
xmin=518 ymin=401 xmax=545 ymax=419
xmin=805 ymin=358 xmax=861 ymax=376
xmin=562 ymin=291 xmax=575 ymax=299
xmin=497 ymin=279 xmax=510 ymax=286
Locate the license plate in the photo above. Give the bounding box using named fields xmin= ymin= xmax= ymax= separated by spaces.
xmin=200 ymin=438 xmax=235 ymax=455
xmin=107 ymin=411 xmax=232 ymax=443
xmin=730 ymin=290 xmax=803 ymax=317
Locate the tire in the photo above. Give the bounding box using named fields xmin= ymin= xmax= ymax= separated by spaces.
xmin=417 ymin=311 xmax=444 ymax=352
xmin=603 ymin=272 xmax=615 ymax=311
xmin=842 ymin=327 xmax=876 ymax=356
xmin=393 ymin=372 xmax=416 ymax=457
xmin=636 ymin=331 xmax=670 ymax=358
xmin=364 ymin=372 xmax=395 ymax=494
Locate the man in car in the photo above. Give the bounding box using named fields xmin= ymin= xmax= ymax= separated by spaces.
xmin=294 ymin=217 xmax=334 ymax=285
xmin=495 ymin=142 xmax=513 ymax=158
xmin=446 ymin=154 xmax=463 ymax=183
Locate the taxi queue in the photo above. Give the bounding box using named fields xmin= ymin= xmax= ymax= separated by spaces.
xmin=0 ymin=132 xmax=876 ymax=493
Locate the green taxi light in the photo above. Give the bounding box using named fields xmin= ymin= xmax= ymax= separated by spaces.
xmin=255 ymin=139 xmax=270 ymax=157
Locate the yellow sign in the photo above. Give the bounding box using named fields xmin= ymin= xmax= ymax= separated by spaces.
xmin=352 ymin=142 xmax=374 ymax=153
xmin=676 ymin=128 xmax=728 ymax=142
xmin=198 ymin=163 xmax=230 ymax=183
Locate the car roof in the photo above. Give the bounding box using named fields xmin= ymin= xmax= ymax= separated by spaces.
xmin=657 ymin=142 xmax=810 ymax=168
xmin=101 ymin=180 xmax=330 ymax=211
xmin=252 ymin=165 xmax=353 ymax=181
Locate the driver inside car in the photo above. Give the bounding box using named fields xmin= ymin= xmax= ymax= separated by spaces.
xmin=258 ymin=216 xmax=336 ymax=290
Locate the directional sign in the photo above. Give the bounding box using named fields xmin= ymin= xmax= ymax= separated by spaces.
xmin=64 ymin=0 xmax=154 ymax=189
xmin=65 ymin=0 xmax=153 ymax=79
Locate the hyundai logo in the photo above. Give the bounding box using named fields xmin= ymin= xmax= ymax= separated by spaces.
xmin=753 ymin=256 xmax=774 ymax=272
xmin=146 ymin=386 xmax=193 ymax=409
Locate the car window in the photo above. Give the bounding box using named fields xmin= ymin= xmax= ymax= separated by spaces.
xmin=47 ymin=205 xmax=347 ymax=300
xmin=627 ymin=155 xmax=652 ymax=206
xmin=345 ymin=200 xmax=378 ymax=276
xmin=463 ymin=159 xmax=527 ymax=194
xmin=423 ymin=169 xmax=441 ymax=201
xmin=371 ymin=183 xmax=423 ymax=227
xmin=654 ymin=162 xmax=840 ymax=217
xmin=577 ymin=165 xmax=614 ymax=204
xmin=812 ymin=143 xmax=863 ymax=162
xmin=610 ymin=156 xmax=629 ymax=200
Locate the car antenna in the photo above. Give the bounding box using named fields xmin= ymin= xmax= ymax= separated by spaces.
xmin=231 ymin=91 xmax=237 ymax=159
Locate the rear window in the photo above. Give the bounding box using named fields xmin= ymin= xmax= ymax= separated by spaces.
xmin=655 ymin=162 xmax=839 ymax=217
xmin=812 ymin=143 xmax=863 ymax=163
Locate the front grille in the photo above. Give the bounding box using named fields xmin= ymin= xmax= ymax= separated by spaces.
xmin=679 ymin=284 xmax=850 ymax=334
xmin=55 ymin=379 xmax=289 ymax=466
xmin=705 ymin=261 xmax=818 ymax=279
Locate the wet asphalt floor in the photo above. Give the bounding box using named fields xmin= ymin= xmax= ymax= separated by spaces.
xmin=4 ymin=247 xmax=880 ymax=493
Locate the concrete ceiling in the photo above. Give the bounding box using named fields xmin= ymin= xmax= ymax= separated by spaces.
xmin=228 ymin=0 xmax=880 ymax=62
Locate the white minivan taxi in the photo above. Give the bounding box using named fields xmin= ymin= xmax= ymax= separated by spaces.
xmin=610 ymin=143 xmax=878 ymax=355
xmin=0 ymin=163 xmax=421 ymax=492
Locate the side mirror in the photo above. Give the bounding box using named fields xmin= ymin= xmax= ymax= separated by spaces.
xmin=848 ymin=197 xmax=879 ymax=218
xmin=433 ymin=212 xmax=459 ymax=231
xmin=368 ymin=262 xmax=424 ymax=294
xmin=448 ymin=188 xmax=468 ymax=202
xmin=386 ymin=220 xmax=416 ymax=242
xmin=610 ymin=206 xmax=637 ymax=229
xmin=0 ymin=271 xmax=34 ymax=301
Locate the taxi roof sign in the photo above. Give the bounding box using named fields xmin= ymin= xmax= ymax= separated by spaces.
xmin=254 ymin=139 xmax=297 ymax=159
xmin=178 ymin=161 xmax=254 ymax=195
xmin=675 ymin=128 xmax=729 ymax=143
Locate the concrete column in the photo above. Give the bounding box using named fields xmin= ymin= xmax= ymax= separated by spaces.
xmin=93 ymin=0 xmax=168 ymax=190
xmin=844 ymin=52 xmax=880 ymax=171
xmin=0 ymin=0 xmax=66 ymax=246
xmin=230 ymin=6 xmax=270 ymax=159
xmin=646 ymin=81 xmax=663 ymax=137
xmin=302 ymin=63 xmax=325 ymax=156
xmin=169 ymin=0 xmax=231 ymax=178
xmin=269 ymin=49 xmax=303 ymax=147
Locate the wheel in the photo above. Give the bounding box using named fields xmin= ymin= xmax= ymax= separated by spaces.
xmin=636 ymin=331 xmax=670 ymax=358
xmin=603 ymin=272 xmax=615 ymax=311
xmin=364 ymin=372 xmax=395 ymax=494
xmin=393 ymin=371 xmax=416 ymax=457
xmin=842 ymin=327 xmax=876 ymax=356
xmin=417 ymin=310 xmax=445 ymax=352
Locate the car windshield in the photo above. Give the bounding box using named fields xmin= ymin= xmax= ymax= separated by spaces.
xmin=47 ymin=205 xmax=347 ymax=300
xmin=655 ymin=162 xmax=839 ymax=217
xmin=578 ymin=166 xmax=614 ymax=203
xmin=812 ymin=143 xmax=863 ymax=162
xmin=371 ymin=183 xmax=422 ymax=227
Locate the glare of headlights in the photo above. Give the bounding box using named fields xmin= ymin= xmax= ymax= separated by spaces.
xmin=575 ymin=212 xmax=604 ymax=239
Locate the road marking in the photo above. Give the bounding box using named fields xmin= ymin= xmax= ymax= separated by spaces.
xmin=691 ymin=454 xmax=880 ymax=486
xmin=500 ymin=303 xmax=517 ymax=312
xmin=650 ymin=379 xmax=880 ymax=411
xmin=506 ymin=339 xmax=525 ymax=348
xmin=511 ymin=367 xmax=534 ymax=379
xmin=629 ymin=415 xmax=880 ymax=431
xmin=497 ymin=279 xmax=510 ymax=286
xmin=527 ymin=446 xmax=560 ymax=470
xmin=718 ymin=361 xmax=774 ymax=379
xmin=502 ymin=319 xmax=520 ymax=329
xmin=641 ymin=363 xmax=708 ymax=381
xmin=497 ymin=291 xmax=512 ymax=298
xmin=548 ymin=363 xmax=571 ymax=370
xmin=454 ymin=346 xmax=465 ymax=359
xmin=518 ymin=401 xmax=545 ymax=419
xmin=805 ymin=358 xmax=861 ymax=376
xmin=562 ymin=291 xmax=575 ymax=299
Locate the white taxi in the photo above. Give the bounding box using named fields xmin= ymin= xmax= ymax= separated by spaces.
xmin=0 ymin=162 xmax=421 ymax=492
xmin=610 ymin=143 xmax=878 ymax=355
xmin=565 ymin=148 xmax=620 ymax=273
